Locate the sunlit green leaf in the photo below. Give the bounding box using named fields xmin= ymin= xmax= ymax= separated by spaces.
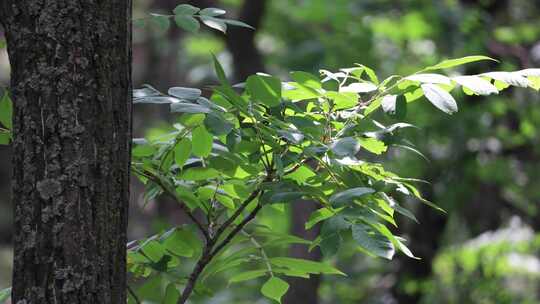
xmin=0 ymin=93 xmax=13 ymax=130
xmin=199 ymin=7 xmax=226 ymax=16
xmin=246 ymin=74 xmax=282 ymax=107
xmin=191 ymin=125 xmax=213 ymax=157
xmin=453 ymin=75 xmax=498 ymax=95
xmin=352 ymin=223 xmax=395 ymax=259
xmin=175 ymin=138 xmax=192 ymax=168
xmin=423 ymin=55 xmax=497 ymax=71
xmin=421 ymin=84 xmax=458 ymax=114
xmin=269 ymin=257 xmax=345 ymax=275
xmin=179 ymin=167 xmax=220 ymax=181
xmin=261 ymin=277 xmax=289 ymax=304
xmin=291 ymin=71 xmax=322 ymax=89
xmin=163 ymin=229 xmax=194 ymax=257
xmin=359 ymin=138 xmax=387 ymax=155
xmin=229 ymin=270 xmax=267 ymax=284
xmin=200 ymin=16 xmax=227 ymax=33
xmin=163 ymin=283 xmax=180 ymax=304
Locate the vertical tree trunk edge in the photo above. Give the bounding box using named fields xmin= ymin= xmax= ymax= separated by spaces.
xmin=1 ymin=1 xmax=132 ymax=303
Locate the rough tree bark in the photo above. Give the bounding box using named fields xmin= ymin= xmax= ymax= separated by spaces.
xmin=0 ymin=1 xmax=132 ymax=303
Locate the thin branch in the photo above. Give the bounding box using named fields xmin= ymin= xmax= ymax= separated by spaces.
xmin=177 ymin=244 xmax=213 ymax=304
xmin=211 ymin=203 xmax=263 ymax=256
xmin=177 ymin=193 xmax=265 ymax=304
xmin=212 ymin=188 xmax=261 ymax=242
xmin=127 ymin=285 xmax=141 ymax=304
xmin=241 ymin=230 xmax=273 ymax=276
xmin=132 ymin=167 xmax=210 ymax=241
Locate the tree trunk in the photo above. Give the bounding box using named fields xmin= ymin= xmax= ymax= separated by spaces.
xmin=0 ymin=1 xmax=132 ymax=303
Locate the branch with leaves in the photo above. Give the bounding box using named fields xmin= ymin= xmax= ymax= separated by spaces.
xmin=125 ymin=11 xmax=540 ymax=302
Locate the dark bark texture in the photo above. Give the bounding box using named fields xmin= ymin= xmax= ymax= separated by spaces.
xmin=0 ymin=1 xmax=132 ymax=303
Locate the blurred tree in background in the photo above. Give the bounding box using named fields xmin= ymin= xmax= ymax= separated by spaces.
xmin=1 ymin=0 xmax=539 ymax=303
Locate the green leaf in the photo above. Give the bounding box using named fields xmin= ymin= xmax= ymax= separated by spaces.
xmin=283 ymin=83 xmax=320 ymax=101
xmin=421 ymin=84 xmax=458 ymax=114
xmin=179 ymin=167 xmax=220 ymax=181
xmin=0 ymin=132 xmax=11 ymax=145
xmin=150 ymin=14 xmax=171 ymax=31
xmin=141 ymin=240 xmax=166 ymax=263
xmin=229 ymin=269 xmax=267 ymax=284
xmin=263 ymin=191 xmax=306 ymax=204
xmin=191 ymin=125 xmax=213 ymax=157
xmin=200 ymin=16 xmax=227 ymax=33
xmin=423 ymin=55 xmax=497 ymax=71
xmin=170 ymin=103 xmax=211 ymax=114
xmin=261 ymin=277 xmax=289 ymax=304
xmin=482 ymin=71 xmax=530 ymax=88
xmin=330 ymin=137 xmax=360 ymax=157
xmin=163 ymin=229 xmax=194 ymax=257
xmin=133 ymin=145 xmax=155 ymax=158
xmin=222 ymin=19 xmax=255 ymax=29
xmin=290 ymin=71 xmax=322 ymax=89
xmin=175 ymin=138 xmax=192 ymax=167
xmin=341 ymin=82 xmax=377 ymax=93
xmin=173 ymin=4 xmax=200 ymax=15
xmin=204 ymin=113 xmax=233 ymax=136
xmin=134 ymin=96 xmax=178 ymax=104
xmin=381 ymin=94 xmax=407 ymax=119
xmin=179 ymin=113 xmax=206 ymax=127
xmin=0 ymin=287 xmax=10 ymax=303
xmin=352 ymin=224 xmax=395 ymax=259
xmin=269 ymin=257 xmax=345 ymax=275
xmin=212 ymin=54 xmax=229 ymax=85
xmin=325 ymin=91 xmax=358 ymax=110
xmin=527 ymin=76 xmax=540 ymax=91
xmin=356 ymin=64 xmax=379 ymax=84
xmin=406 ymin=73 xmax=451 ymax=85
xmin=200 ymin=7 xmax=226 ymax=16
xmin=380 ymin=194 xmax=418 ymax=223
xmin=0 ymin=93 xmax=13 ymax=130
xmin=359 ymin=138 xmax=387 ymax=155
xmin=452 ymin=75 xmax=498 ymax=95
xmin=174 ymin=15 xmax=200 ymax=32
xmin=163 ymin=283 xmax=180 ymax=304
xmin=305 ymin=208 xmax=340 ymax=230
xmin=318 ymin=216 xmax=350 ymax=257
xmin=329 ymin=187 xmax=375 ymax=207
xmin=246 ymin=75 xmax=282 ymax=107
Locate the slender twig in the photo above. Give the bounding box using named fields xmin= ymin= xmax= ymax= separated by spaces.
xmin=127 ymin=285 xmax=141 ymax=304
xmin=176 ymin=184 xmax=267 ymax=304
xmin=207 ymin=181 xmax=222 ymax=239
xmin=211 ymin=203 xmax=263 ymax=256
xmin=212 ymin=187 xmax=262 ymax=243
xmin=132 ymin=167 xmax=210 ymax=241
xmin=177 ymin=244 xmax=213 ymax=304
xmin=241 ymin=230 xmax=273 ymax=276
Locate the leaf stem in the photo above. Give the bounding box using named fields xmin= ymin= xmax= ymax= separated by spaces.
xmin=132 ymin=167 xmax=210 ymax=241
xmin=241 ymin=230 xmax=273 ymax=276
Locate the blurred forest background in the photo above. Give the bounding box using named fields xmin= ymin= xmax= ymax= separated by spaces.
xmin=1 ymin=0 xmax=540 ymax=303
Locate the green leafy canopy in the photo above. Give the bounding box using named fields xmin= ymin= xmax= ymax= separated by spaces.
xmin=128 ymin=50 xmax=539 ymax=303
